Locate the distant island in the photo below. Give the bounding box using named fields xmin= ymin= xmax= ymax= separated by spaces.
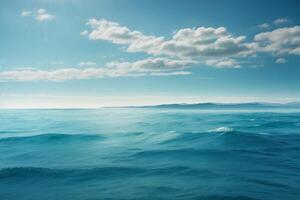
xmin=112 ymin=101 xmax=300 ymax=109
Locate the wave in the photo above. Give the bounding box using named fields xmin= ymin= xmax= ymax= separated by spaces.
xmin=159 ymin=129 xmax=285 ymax=148
xmin=132 ymin=148 xmax=232 ymax=160
xmin=209 ymin=126 xmax=234 ymax=133
xmin=131 ymin=147 xmax=285 ymax=160
xmin=0 ymin=165 xmax=218 ymax=181
xmin=189 ymin=195 xmax=261 ymax=200
xmin=0 ymin=166 xmax=144 ymax=181
xmin=0 ymin=133 xmax=105 ymax=144
xmin=258 ymin=121 xmax=299 ymax=128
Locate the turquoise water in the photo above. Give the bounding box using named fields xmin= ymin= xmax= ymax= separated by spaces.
xmin=0 ymin=109 xmax=300 ymax=200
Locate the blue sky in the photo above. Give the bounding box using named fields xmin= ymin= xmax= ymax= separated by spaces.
xmin=0 ymin=0 xmax=300 ymax=108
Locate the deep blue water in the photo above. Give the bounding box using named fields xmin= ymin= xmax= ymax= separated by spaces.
xmin=0 ymin=109 xmax=300 ymax=200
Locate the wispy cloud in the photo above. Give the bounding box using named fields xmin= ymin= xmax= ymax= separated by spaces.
xmin=275 ymin=58 xmax=286 ymax=64
xmin=258 ymin=23 xmax=270 ymax=29
xmin=273 ymin=18 xmax=290 ymax=25
xmin=78 ymin=61 xmax=97 ymax=67
xmin=51 ymin=60 xmax=64 ymax=65
xmin=205 ymin=59 xmax=241 ymax=68
xmin=0 ymin=58 xmax=192 ymax=82
xmin=21 ymin=8 xmax=55 ymax=22
xmin=258 ymin=17 xmax=290 ymax=29
xmin=20 ymin=11 xmax=32 ymax=17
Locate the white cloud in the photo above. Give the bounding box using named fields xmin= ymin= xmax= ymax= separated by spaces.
xmin=259 ymin=17 xmax=290 ymax=29
xmin=107 ymin=57 xmax=195 ymax=73
xmin=273 ymin=18 xmax=289 ymax=25
xmin=254 ymin=26 xmax=300 ymax=55
xmin=78 ymin=61 xmax=97 ymax=67
xmin=0 ymin=58 xmax=192 ymax=82
xmin=21 ymin=11 xmax=32 ymax=17
xmin=20 ymin=9 xmax=55 ymax=22
xmin=205 ymin=59 xmax=241 ymax=68
xmin=0 ymin=68 xmax=104 ymax=81
xmin=85 ymin=19 xmax=254 ymax=59
xmin=275 ymin=58 xmax=286 ymax=64
xmin=149 ymin=71 xmax=191 ymax=76
xmin=83 ymin=19 xmax=299 ymax=69
xmin=259 ymin=23 xmax=270 ymax=29
xmin=35 ymin=9 xmax=54 ymax=21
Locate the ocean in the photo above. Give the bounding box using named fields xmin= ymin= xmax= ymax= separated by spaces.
xmin=0 ymin=108 xmax=299 ymax=200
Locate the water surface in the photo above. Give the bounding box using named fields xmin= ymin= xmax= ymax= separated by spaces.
xmin=0 ymin=109 xmax=299 ymax=200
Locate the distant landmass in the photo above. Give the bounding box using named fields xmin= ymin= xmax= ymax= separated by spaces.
xmin=117 ymin=101 xmax=300 ymax=109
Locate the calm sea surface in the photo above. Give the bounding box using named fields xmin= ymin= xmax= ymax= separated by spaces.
xmin=0 ymin=109 xmax=299 ymax=200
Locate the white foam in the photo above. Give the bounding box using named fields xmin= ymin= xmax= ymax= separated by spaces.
xmin=209 ymin=126 xmax=233 ymax=133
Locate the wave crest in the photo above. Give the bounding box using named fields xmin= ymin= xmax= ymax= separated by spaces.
xmin=209 ymin=126 xmax=234 ymax=133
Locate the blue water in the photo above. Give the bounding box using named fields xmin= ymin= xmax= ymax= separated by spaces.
xmin=0 ymin=109 xmax=300 ymax=200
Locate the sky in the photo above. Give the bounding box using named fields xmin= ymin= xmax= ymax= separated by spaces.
xmin=0 ymin=0 xmax=300 ymax=108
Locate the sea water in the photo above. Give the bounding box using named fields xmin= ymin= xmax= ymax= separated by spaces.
xmin=0 ymin=108 xmax=299 ymax=200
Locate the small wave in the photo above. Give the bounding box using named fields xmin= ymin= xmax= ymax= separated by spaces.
xmin=192 ymin=195 xmax=261 ymax=200
xmin=0 ymin=133 xmax=104 ymax=144
xmin=0 ymin=165 xmax=217 ymax=181
xmin=133 ymin=148 xmax=230 ymax=160
xmin=0 ymin=166 xmax=144 ymax=181
xmin=247 ymin=178 xmax=288 ymax=188
xmin=209 ymin=126 xmax=233 ymax=133
xmin=259 ymin=121 xmax=296 ymax=128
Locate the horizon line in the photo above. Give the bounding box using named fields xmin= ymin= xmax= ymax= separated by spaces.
xmin=1 ymin=100 xmax=299 ymax=109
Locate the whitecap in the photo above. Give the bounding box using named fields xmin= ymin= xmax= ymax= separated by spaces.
xmin=209 ymin=126 xmax=233 ymax=133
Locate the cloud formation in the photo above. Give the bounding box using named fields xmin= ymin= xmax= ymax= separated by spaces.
xmin=11 ymin=17 xmax=299 ymax=81
xmin=83 ymin=19 xmax=300 ymax=70
xmin=205 ymin=59 xmax=241 ymax=68
xmin=259 ymin=18 xmax=290 ymax=29
xmin=107 ymin=57 xmax=195 ymax=73
xmin=0 ymin=58 xmax=191 ymax=81
xmin=85 ymin=19 xmax=255 ymax=60
xmin=21 ymin=9 xmax=55 ymax=22
xmin=254 ymin=26 xmax=300 ymax=55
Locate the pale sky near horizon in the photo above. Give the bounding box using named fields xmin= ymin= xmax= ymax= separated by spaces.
xmin=0 ymin=0 xmax=300 ymax=108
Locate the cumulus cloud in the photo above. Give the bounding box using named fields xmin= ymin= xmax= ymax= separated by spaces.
xmin=20 ymin=9 xmax=54 ymax=22
xmin=254 ymin=26 xmax=300 ymax=55
xmin=0 ymin=58 xmax=192 ymax=82
xmin=275 ymin=58 xmax=286 ymax=64
xmin=85 ymin=19 xmax=254 ymax=59
xmin=82 ymin=19 xmax=300 ymax=69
